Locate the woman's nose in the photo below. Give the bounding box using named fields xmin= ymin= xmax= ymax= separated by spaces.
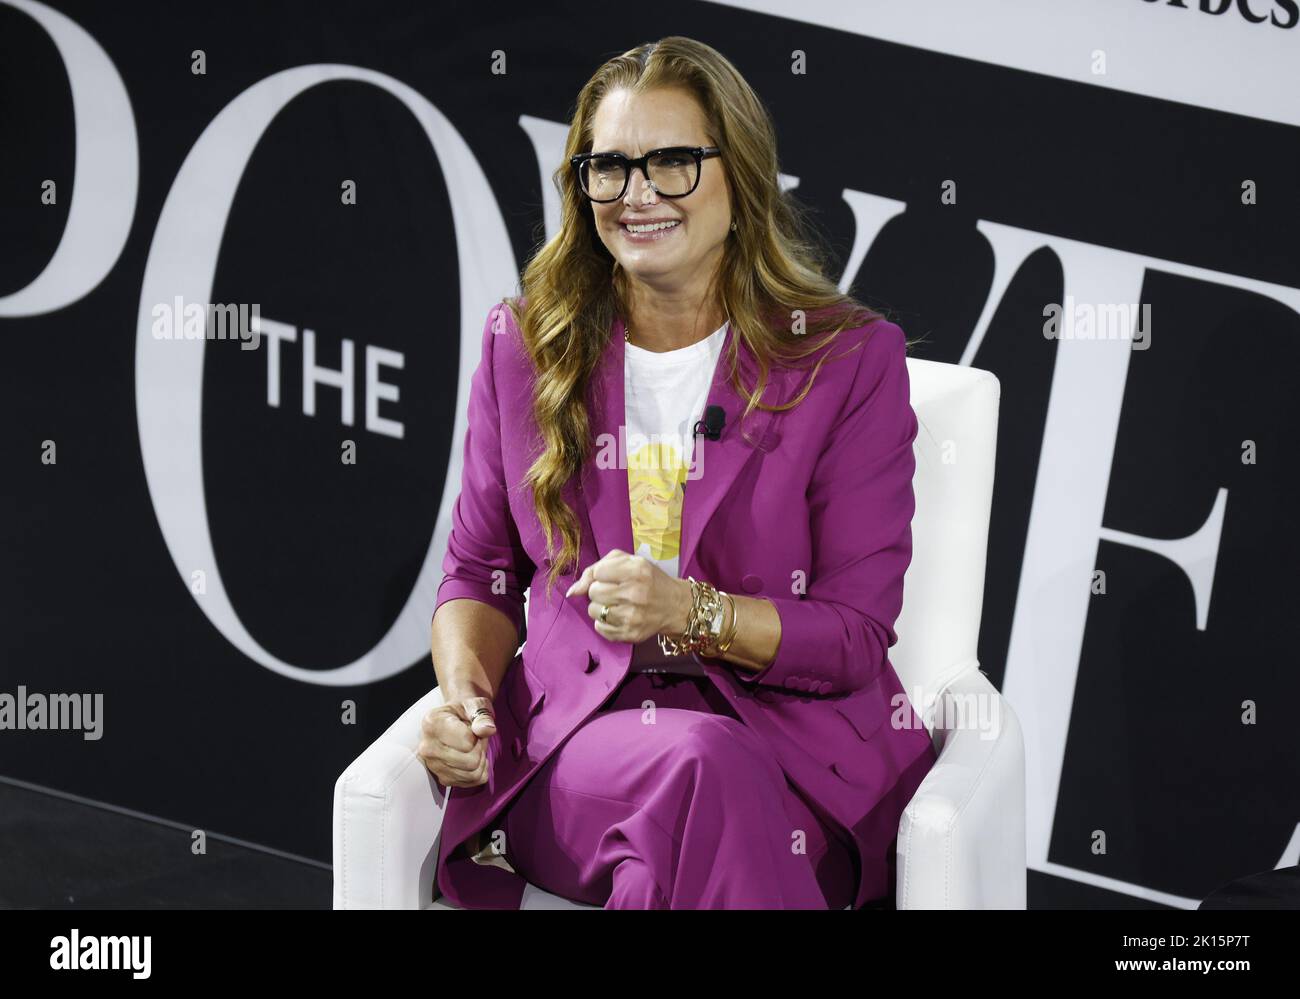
xmin=624 ymin=167 xmax=659 ymax=204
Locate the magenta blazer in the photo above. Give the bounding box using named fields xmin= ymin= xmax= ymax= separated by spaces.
xmin=432 ymin=300 xmax=937 ymax=909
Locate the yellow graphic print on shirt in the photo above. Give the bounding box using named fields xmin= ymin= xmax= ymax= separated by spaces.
xmin=628 ymin=439 xmax=689 ymax=562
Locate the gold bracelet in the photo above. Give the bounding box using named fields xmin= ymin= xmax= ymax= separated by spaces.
xmin=659 ymin=577 xmax=723 ymax=656
xmin=658 ymin=586 xmax=688 ymax=657
xmin=713 ymin=591 xmax=739 ymax=655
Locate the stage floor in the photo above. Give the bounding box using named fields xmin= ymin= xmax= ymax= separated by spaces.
xmin=0 ymin=781 xmax=330 ymax=908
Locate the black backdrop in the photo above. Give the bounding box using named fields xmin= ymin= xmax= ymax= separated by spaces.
xmin=1 ymin=0 xmax=1297 ymax=909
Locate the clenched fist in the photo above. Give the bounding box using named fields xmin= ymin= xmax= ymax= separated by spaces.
xmin=418 ymin=694 xmax=498 ymax=788
xmin=565 ymin=548 xmax=691 ymax=644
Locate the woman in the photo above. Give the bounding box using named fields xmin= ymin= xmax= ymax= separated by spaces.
xmin=420 ymin=36 xmax=936 ymax=909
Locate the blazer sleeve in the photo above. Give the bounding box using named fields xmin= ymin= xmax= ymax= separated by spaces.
xmin=734 ymin=321 xmax=917 ymax=695
xmin=432 ymin=303 xmax=537 ymax=643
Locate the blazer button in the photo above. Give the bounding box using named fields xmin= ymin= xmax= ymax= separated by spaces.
xmin=741 ymin=574 xmax=763 ymax=593
xmin=784 ymin=676 xmax=801 ymax=689
xmin=816 ymin=680 xmax=831 ymax=694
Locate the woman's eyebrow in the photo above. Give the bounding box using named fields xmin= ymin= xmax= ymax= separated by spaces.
xmin=591 ymin=144 xmax=689 ymax=155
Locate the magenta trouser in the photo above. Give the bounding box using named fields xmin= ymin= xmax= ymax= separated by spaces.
xmin=491 ymin=670 xmax=858 ymax=909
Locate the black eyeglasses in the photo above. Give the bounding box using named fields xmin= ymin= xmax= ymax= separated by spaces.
xmin=570 ymin=145 xmax=722 ymax=203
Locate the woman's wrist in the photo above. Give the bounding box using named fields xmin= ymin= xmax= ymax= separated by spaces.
xmin=712 ymin=591 xmax=739 ymax=654
xmin=444 ymin=678 xmax=493 ymax=705
xmin=676 ymin=588 xmax=781 ymax=673
xmin=661 ymin=577 xmax=686 ymax=635
xmin=660 ymin=576 xmax=733 ymax=658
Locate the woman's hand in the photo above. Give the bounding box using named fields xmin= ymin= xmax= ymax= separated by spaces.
xmin=565 ymin=548 xmax=692 ymax=643
xmin=417 ymin=695 xmax=498 ymax=788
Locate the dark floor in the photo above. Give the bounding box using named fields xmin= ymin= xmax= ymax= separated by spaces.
xmin=7 ymin=776 xmax=1275 ymax=910
xmin=0 ymin=780 xmax=331 ymax=908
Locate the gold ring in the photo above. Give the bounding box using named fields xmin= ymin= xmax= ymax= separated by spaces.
xmin=599 ymin=603 xmax=611 ymax=624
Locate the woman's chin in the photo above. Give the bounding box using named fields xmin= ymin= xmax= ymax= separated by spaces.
xmin=614 ymin=252 xmax=688 ymax=280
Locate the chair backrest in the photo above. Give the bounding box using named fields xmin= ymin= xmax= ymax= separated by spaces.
xmin=891 ymin=358 xmax=1001 ymax=703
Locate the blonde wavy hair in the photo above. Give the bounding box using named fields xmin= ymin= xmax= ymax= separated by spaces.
xmin=504 ymin=36 xmax=904 ymax=596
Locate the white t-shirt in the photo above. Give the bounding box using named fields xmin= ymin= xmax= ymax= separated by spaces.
xmin=623 ymin=320 xmax=729 ymax=675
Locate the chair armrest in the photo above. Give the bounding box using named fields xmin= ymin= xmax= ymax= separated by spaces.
xmin=896 ymin=665 xmax=1027 ymax=909
xmin=332 ymin=687 xmax=448 ymax=909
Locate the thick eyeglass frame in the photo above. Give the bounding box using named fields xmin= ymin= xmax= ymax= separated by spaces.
xmin=569 ymin=145 xmax=722 ymax=203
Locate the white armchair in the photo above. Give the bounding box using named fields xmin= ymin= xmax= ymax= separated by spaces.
xmin=332 ymin=356 xmax=1025 ymax=909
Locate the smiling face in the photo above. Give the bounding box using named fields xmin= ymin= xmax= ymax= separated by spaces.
xmin=586 ymin=86 xmax=732 ymax=289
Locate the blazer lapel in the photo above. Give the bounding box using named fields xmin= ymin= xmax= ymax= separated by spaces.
xmin=580 ymin=313 xmax=790 ymax=580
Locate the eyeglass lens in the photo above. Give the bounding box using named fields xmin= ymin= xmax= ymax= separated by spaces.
xmin=581 ymin=150 xmax=700 ymax=201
